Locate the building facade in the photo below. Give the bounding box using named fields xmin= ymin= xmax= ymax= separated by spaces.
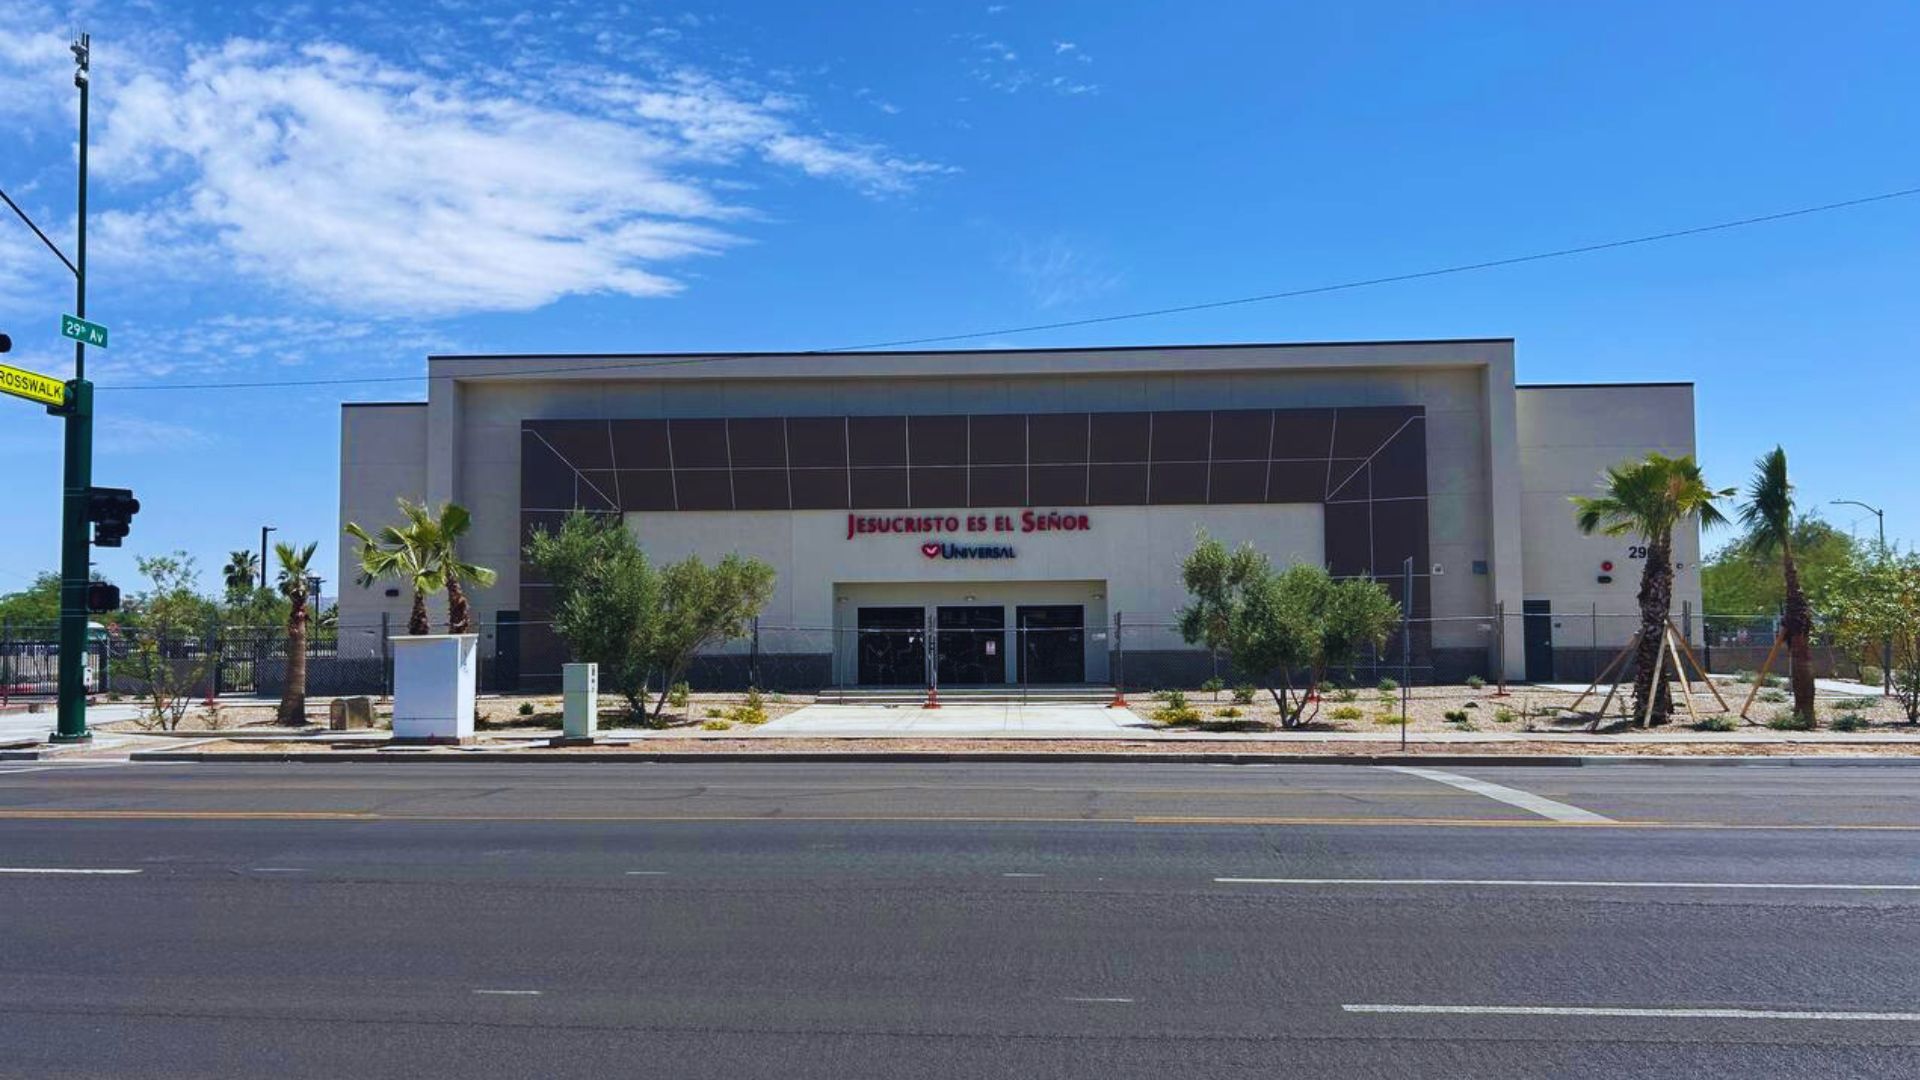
xmin=337 ymin=340 xmax=1701 ymax=689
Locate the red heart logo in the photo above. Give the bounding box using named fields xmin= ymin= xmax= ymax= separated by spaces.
xmin=921 ymin=542 xmax=942 ymax=558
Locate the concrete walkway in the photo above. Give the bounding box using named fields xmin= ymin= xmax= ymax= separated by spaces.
xmin=754 ymin=702 xmax=1154 ymax=738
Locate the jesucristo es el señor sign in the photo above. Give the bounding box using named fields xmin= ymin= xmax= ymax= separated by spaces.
xmin=846 ymin=509 xmax=1092 ymax=539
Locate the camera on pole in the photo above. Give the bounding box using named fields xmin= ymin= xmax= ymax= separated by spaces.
xmin=86 ymin=486 xmax=139 ymax=547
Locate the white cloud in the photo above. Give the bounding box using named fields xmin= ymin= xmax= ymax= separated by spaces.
xmin=1004 ymin=236 xmax=1121 ymax=310
xmin=961 ymin=31 xmax=1099 ymax=96
xmin=2 ymin=23 xmax=948 ymax=318
xmin=96 ymin=415 xmax=212 ymax=453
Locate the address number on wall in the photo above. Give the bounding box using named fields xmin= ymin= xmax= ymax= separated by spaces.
xmin=1626 ymin=545 xmax=1647 ymax=559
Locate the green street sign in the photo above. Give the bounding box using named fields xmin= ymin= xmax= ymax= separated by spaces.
xmin=0 ymin=362 xmax=68 ymax=408
xmin=61 ymin=314 xmax=108 ymax=348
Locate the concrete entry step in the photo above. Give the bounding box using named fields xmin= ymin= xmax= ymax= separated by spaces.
xmin=819 ymin=685 xmax=1118 ymax=706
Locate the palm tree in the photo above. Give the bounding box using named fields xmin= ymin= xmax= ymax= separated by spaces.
xmin=221 ymin=549 xmax=260 ymax=602
xmin=1573 ymin=453 xmax=1732 ymax=725
xmin=273 ymin=541 xmax=318 ymax=725
xmin=403 ymin=501 xmax=497 ymax=635
xmin=345 ymin=514 xmax=437 ymax=636
xmin=1739 ymin=447 xmax=1815 ymax=721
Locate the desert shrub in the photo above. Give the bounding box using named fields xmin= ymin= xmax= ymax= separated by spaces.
xmin=1766 ymin=710 xmax=1816 ymax=731
xmin=1493 ymin=707 xmax=1517 ymax=724
xmin=1443 ymin=708 xmax=1469 ymax=723
xmin=727 ymin=688 xmax=768 ymax=725
xmin=1334 ymin=686 xmax=1358 ymax=703
xmin=1832 ymin=713 xmax=1870 ymax=732
xmin=1201 ymin=677 xmax=1225 ymax=697
xmin=1231 ymin=684 xmax=1257 ymax=706
xmin=517 ymin=702 xmax=535 ymax=716
xmin=1465 ymin=675 xmax=1486 ymax=690
xmin=1693 ymin=714 xmax=1737 ymax=732
xmin=1858 ymin=664 xmax=1884 ymax=687
xmin=703 ymin=706 xmax=724 ymax=718
xmin=1834 ymin=697 xmax=1877 ymax=712
xmin=1316 ymin=680 xmax=1335 ymax=695
xmin=1372 ymin=712 xmax=1406 ymax=726
xmin=1463 ymin=700 xmax=1479 ymax=709
xmin=1731 ymin=670 xmax=1755 ymax=684
xmin=668 ymin=681 xmax=691 ymax=709
xmin=1761 ymin=673 xmax=1783 ymax=689
xmin=1759 ymin=689 xmax=1786 ymax=703
xmin=1329 ymin=705 xmax=1363 ymax=721
xmin=1377 ymin=677 xmax=1399 ymax=693
xmin=700 ymin=719 xmax=732 ymax=731
xmin=1215 ymin=706 xmax=1243 ymax=719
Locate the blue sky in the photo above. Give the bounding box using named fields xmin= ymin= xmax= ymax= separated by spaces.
xmin=2 ymin=1 xmax=1917 ymax=600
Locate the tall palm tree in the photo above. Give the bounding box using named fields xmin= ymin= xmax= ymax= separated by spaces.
xmin=221 ymin=549 xmax=260 ymax=602
xmin=1573 ymin=453 xmax=1732 ymax=725
xmin=345 ymin=514 xmax=437 ymax=636
xmin=1739 ymin=447 xmax=1815 ymax=721
xmin=402 ymin=500 xmax=497 ymax=635
xmin=273 ymin=541 xmax=318 ymax=725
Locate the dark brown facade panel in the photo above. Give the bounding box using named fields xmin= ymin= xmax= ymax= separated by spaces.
xmin=1149 ymin=410 xmax=1210 ymax=463
xmin=668 ymin=418 xmax=729 ymax=468
xmin=732 ymin=468 xmax=791 ymax=510
xmin=909 ymin=466 xmax=968 ymax=508
xmin=1323 ymin=501 xmax=1374 ymax=577
xmin=673 ymin=469 xmax=733 ymax=511
xmin=1089 ymin=411 xmax=1150 ymax=463
xmin=1264 ymin=459 xmax=1327 ymax=503
xmin=615 ymin=469 xmax=676 ymax=511
xmin=968 ymin=464 xmax=1026 ymax=507
xmin=847 ymin=415 xmax=907 ymax=467
xmin=1268 ymin=409 xmax=1335 ymax=459
xmin=1087 ymin=462 xmax=1149 ymax=505
xmin=520 ymin=433 xmax=574 ymax=507
xmin=1368 ymin=422 xmax=1429 ymax=499
xmin=849 ymin=466 xmax=909 ymax=508
xmin=575 ymin=470 xmax=619 ymax=511
xmin=907 ymin=414 xmax=968 ymax=466
xmin=1028 ymin=413 xmax=1089 ymax=463
xmin=726 ymin=418 xmax=788 ymax=469
xmin=1330 ymin=405 xmax=1417 ymax=459
xmin=785 ymin=416 xmax=848 ymax=468
xmin=1148 ymin=461 xmax=1208 ymax=505
xmin=1206 ymin=461 xmax=1267 ymax=504
xmin=1028 ymin=463 xmax=1089 ymax=506
xmin=967 ymin=414 xmax=1026 ymax=466
xmin=533 ymin=419 xmax=614 ymax=471
xmin=609 ymin=418 xmax=671 ymax=468
xmin=789 ymin=467 xmax=850 ymax=509
xmin=1370 ymin=497 xmax=1429 ymax=575
xmin=1208 ymin=409 xmax=1271 ymax=461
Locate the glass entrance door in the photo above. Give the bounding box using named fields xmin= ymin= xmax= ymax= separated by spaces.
xmin=935 ymin=606 xmax=1006 ymax=685
xmin=1017 ymin=605 xmax=1085 ymax=684
xmin=856 ymin=607 xmax=926 ymax=686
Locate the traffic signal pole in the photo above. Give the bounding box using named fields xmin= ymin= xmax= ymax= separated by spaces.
xmin=52 ymin=34 xmax=91 ymax=743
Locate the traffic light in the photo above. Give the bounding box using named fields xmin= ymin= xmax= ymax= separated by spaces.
xmin=86 ymin=486 xmax=139 ymax=547
xmin=0 ymin=331 xmax=12 ymax=352
xmin=86 ymin=581 xmax=120 ymax=613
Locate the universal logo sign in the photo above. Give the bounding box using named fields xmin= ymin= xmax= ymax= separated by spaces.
xmin=920 ymin=541 xmax=1016 ymax=560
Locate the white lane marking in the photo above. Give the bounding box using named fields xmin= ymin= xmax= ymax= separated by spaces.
xmin=1064 ymin=997 xmax=1134 ymax=1003
xmin=473 ymin=989 xmax=543 ymax=996
xmin=1217 ymin=877 xmax=1920 ymax=891
xmin=624 ymin=871 xmax=670 ymax=876
xmin=1002 ymin=872 xmax=1045 ymax=878
xmin=1384 ymin=766 xmax=1614 ymax=823
xmin=0 ymin=867 xmax=142 ymax=875
xmin=1344 ymin=1004 xmax=1920 ymax=1021
xmin=251 ymin=867 xmax=308 ymax=873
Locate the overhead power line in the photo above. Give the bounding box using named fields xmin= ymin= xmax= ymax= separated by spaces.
xmin=94 ymin=182 xmax=1920 ymax=393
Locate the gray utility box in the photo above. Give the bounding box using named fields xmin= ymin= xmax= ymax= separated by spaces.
xmin=562 ymin=663 xmax=599 ymax=742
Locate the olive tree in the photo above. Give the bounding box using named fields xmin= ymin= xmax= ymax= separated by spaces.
xmin=524 ymin=513 xmax=659 ymax=718
xmin=1825 ymin=549 xmax=1920 ymax=723
xmin=647 ymin=553 xmax=776 ymax=720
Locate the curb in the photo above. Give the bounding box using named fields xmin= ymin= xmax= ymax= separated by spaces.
xmin=124 ymin=749 xmax=1920 ymax=767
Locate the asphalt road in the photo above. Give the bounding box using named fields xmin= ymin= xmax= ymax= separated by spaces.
xmin=3 ymin=760 xmax=1919 ymax=1078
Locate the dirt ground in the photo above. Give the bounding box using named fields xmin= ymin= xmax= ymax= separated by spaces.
xmin=98 ymin=690 xmax=813 ymax=734
xmin=1149 ymin=677 xmax=1916 ymax=735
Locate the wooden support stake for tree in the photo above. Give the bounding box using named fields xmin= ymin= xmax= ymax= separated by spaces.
xmin=1738 ymin=633 xmax=1787 ymax=723
xmin=1667 ymin=616 xmax=1728 ymax=711
xmin=1666 ymin=628 xmax=1700 ymax=728
xmin=1588 ymin=630 xmax=1641 ymax=732
xmin=1571 ymin=636 xmax=1636 ymax=713
xmin=1640 ymin=630 xmax=1669 ymax=728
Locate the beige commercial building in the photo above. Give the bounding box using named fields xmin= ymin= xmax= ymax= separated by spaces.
xmin=337 ymin=339 xmax=1700 ymax=690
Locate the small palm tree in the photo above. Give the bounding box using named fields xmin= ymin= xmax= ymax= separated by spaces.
xmin=1573 ymin=453 xmax=1732 ymax=725
xmin=1739 ymin=447 xmax=1815 ymax=721
xmin=274 ymin=541 xmax=318 ymax=725
xmin=221 ymin=549 xmax=260 ymax=602
xmin=404 ymin=501 xmax=497 ymax=635
xmin=345 ymin=516 xmax=437 ymax=636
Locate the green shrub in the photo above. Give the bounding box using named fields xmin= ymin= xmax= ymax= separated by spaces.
xmin=667 ymin=681 xmax=691 ymax=709
xmin=1731 ymin=670 xmax=1755 ymax=684
xmin=726 ymin=687 xmax=768 ymax=725
xmin=1832 ymin=713 xmax=1871 ymax=732
xmin=1333 ymin=686 xmax=1358 ymax=703
xmin=1693 ymin=714 xmax=1738 ymax=732
xmin=517 ymin=701 xmax=535 ymax=716
xmin=1465 ymin=675 xmax=1486 ymax=690
xmin=1201 ymin=677 xmax=1225 ymax=696
xmin=1835 ymin=697 xmax=1877 ymax=712
xmin=1377 ymin=677 xmax=1399 ymax=693
xmin=1758 ymin=689 xmax=1786 ymax=704
xmin=1329 ymin=705 xmax=1364 ymax=721
xmin=1372 ymin=712 xmax=1407 ymax=726
xmin=1462 ymin=700 xmax=1478 ymax=709
xmin=700 ymin=719 xmax=732 ymax=731
xmin=703 ymin=706 xmax=724 ymax=718
xmin=1493 ymin=707 xmax=1517 ymax=724
xmin=1215 ymin=706 xmax=1243 ymax=719
xmin=1858 ymin=664 xmax=1884 ymax=687
xmin=1761 ymin=673 xmax=1783 ymax=689
xmin=1316 ymin=680 xmax=1336 ymax=695
xmin=1231 ymin=684 xmax=1257 ymax=705
xmin=1766 ymin=710 xmax=1815 ymax=731
xmin=1443 ymin=708 xmax=1469 ymax=723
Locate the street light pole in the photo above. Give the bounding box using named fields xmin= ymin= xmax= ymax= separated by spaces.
xmin=260 ymin=525 xmax=277 ymax=591
xmin=1831 ymin=499 xmax=1890 ymax=694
